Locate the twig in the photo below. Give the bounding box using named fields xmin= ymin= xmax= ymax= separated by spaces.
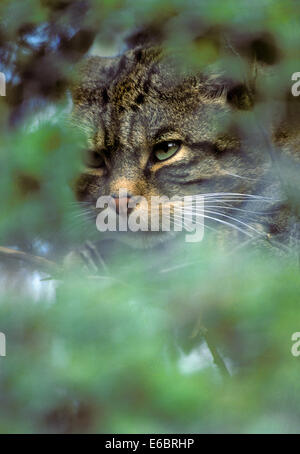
xmin=204 ymin=334 xmax=231 ymax=379
xmin=0 ymin=246 xmax=61 ymax=275
xmin=199 ymin=326 xmax=231 ymax=379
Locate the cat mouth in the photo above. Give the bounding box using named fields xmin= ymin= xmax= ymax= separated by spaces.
xmin=74 ymin=191 xmax=278 ymax=247
xmin=74 ymin=201 xmax=185 ymax=247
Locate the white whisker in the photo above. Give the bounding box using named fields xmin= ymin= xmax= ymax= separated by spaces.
xmin=198 ymin=214 xmax=254 ymax=237
xmin=171 ymin=213 xmax=217 ymax=233
xmin=184 ymin=198 xmax=274 ymax=204
xmin=185 ymin=204 xmax=273 ymax=215
xmin=221 ymin=171 xmax=269 ymax=182
xmin=183 ymin=209 xmax=264 ymax=237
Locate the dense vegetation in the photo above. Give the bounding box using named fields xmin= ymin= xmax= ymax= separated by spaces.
xmin=1 ymin=0 xmax=300 ymax=433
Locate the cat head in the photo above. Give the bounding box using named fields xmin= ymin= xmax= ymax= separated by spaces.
xmin=71 ymin=47 xmax=273 ymax=247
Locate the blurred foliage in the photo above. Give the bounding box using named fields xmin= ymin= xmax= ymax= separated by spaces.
xmin=1 ymin=243 xmax=300 ymax=433
xmin=0 ymin=0 xmax=300 ymax=434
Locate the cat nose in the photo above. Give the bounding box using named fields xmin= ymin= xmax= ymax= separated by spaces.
xmin=111 ymin=195 xmax=133 ymax=216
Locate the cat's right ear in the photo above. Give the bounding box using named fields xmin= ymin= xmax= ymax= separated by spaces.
xmin=71 ymin=56 xmax=117 ymax=107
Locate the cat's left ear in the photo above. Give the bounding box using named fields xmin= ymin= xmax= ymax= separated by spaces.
xmin=71 ymin=56 xmax=118 ymax=107
xmin=223 ymin=32 xmax=280 ymax=111
xmin=196 ymin=73 xmax=255 ymax=110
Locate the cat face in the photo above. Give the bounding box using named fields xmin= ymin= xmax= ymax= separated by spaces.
xmin=72 ymin=48 xmax=273 ymax=246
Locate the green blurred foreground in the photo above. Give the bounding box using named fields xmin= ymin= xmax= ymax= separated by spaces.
xmin=1 ymin=237 xmax=300 ymax=433
xmin=1 ymin=0 xmax=300 ymax=434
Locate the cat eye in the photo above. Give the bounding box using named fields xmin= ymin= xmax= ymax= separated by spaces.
xmin=153 ymin=141 xmax=181 ymax=162
xmin=85 ymin=150 xmax=105 ymax=168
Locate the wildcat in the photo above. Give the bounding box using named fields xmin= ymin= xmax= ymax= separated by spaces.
xmin=70 ymin=43 xmax=300 ymax=263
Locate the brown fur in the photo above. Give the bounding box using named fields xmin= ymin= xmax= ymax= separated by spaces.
xmin=71 ymin=46 xmax=300 ymax=249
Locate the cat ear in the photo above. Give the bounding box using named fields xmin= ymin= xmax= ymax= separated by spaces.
xmin=71 ymin=56 xmax=118 ymax=106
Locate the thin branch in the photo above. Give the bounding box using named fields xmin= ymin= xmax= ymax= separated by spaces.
xmin=191 ymin=320 xmax=231 ymax=378
xmin=0 ymin=246 xmax=61 ymax=275
xmin=203 ymin=332 xmax=231 ymax=379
